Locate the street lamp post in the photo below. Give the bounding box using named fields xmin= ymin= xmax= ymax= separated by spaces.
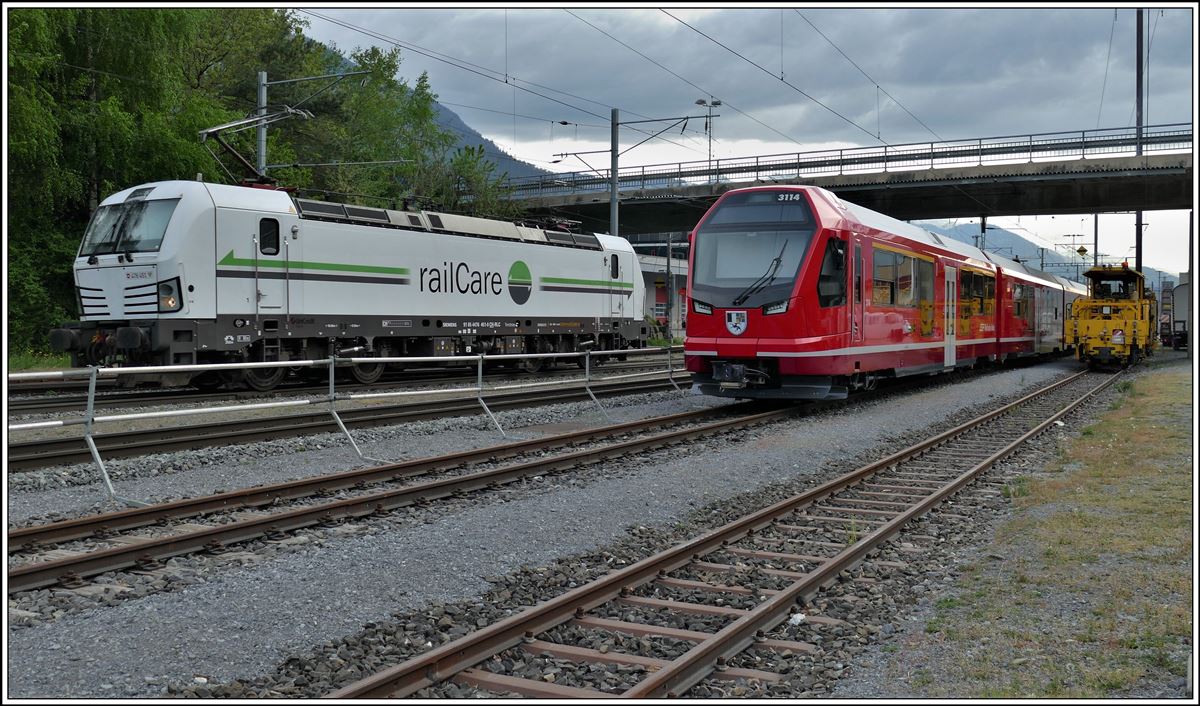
xmin=695 ymin=98 xmax=722 ymax=174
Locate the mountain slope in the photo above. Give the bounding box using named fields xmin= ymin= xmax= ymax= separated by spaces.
xmin=433 ymin=103 xmax=551 ymax=180
xmin=915 ymin=221 xmax=1177 ymax=290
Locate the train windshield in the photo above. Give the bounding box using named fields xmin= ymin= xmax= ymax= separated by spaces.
xmin=691 ymin=190 xmax=816 ymax=308
xmin=1089 ymin=276 xmax=1135 ymax=299
xmin=79 ymin=198 xmax=180 ymax=256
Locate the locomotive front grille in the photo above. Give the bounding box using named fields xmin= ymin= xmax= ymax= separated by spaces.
xmin=123 ymin=281 xmax=158 ymax=315
xmin=77 ymin=285 xmax=110 ymax=317
xmin=76 ymin=265 xmax=158 ymax=319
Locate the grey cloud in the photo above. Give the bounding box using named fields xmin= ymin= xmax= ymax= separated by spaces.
xmin=302 ymin=7 xmax=1193 ymax=152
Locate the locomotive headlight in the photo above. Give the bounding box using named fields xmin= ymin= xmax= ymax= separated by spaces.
xmin=157 ymin=277 xmax=183 ymax=313
xmin=693 ymin=299 xmax=713 ymax=315
xmin=762 ymin=299 xmax=789 ymax=315
xmin=1102 ymin=306 xmax=1112 ymax=315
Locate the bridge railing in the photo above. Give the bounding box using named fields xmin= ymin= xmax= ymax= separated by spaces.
xmin=507 ymin=123 xmax=1192 ymax=199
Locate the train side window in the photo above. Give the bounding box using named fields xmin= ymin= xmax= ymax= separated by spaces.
xmin=610 ymin=254 xmax=619 ymax=279
xmin=854 ymin=245 xmax=863 ymax=304
xmin=260 ymin=218 xmax=280 ymax=256
xmin=817 ymin=238 xmax=847 ymax=307
xmin=1013 ymin=283 xmax=1025 ymax=320
xmin=872 ymin=248 xmax=895 ymax=305
xmin=895 ymin=255 xmax=915 ymax=307
xmin=917 ymin=259 xmax=935 ymax=335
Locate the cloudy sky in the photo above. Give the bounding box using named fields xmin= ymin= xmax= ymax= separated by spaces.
xmin=300 ymin=5 xmax=1195 ymax=274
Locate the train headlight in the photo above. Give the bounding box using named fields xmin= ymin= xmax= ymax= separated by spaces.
xmin=158 ymin=277 xmax=183 ymax=313
xmin=1102 ymin=306 xmax=1112 ymax=315
xmin=762 ymin=299 xmax=789 ymax=315
xmin=693 ymin=299 xmax=713 ymax=315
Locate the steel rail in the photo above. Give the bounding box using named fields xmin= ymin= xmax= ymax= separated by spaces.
xmin=625 ymin=370 xmax=1120 ymax=697
xmin=8 ymin=404 xmax=755 ymax=550
xmin=327 ymin=369 xmax=1113 ymax=698
xmin=5 ymin=375 xmax=687 ymax=471
xmin=7 ymin=406 xmax=794 ymax=594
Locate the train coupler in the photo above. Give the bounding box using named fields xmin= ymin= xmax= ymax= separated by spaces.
xmin=710 ymin=361 xmax=770 ymax=389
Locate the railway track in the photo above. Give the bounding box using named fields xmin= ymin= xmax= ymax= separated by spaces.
xmin=6 ymin=357 xmax=674 ymax=416
xmin=5 ymin=365 xmax=1018 ymax=598
xmin=319 ymin=369 xmax=1120 ymax=698
xmin=5 ymin=374 xmax=688 ymax=471
xmin=8 ymin=402 xmax=794 ymax=594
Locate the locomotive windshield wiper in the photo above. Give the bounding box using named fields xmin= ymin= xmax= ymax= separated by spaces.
xmin=731 ymin=240 xmax=789 ymax=306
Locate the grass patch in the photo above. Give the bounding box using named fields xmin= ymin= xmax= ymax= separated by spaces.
xmin=1002 ymin=476 xmax=1032 ymax=498
xmin=8 ymin=349 xmax=70 ymax=371
xmin=647 ymin=337 xmax=684 ymax=347
xmin=896 ymin=368 xmax=1192 ymax=698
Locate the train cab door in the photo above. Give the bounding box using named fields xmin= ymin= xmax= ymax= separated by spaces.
xmin=944 ymin=266 xmax=958 ymax=367
xmin=608 ymin=252 xmax=624 ymax=321
xmin=852 ymin=239 xmax=864 ymax=344
xmin=252 ymin=216 xmax=287 ymax=318
xmin=216 ymin=209 xmax=286 ymax=320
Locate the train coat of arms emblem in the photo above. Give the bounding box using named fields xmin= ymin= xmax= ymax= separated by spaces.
xmin=725 ymin=310 xmax=748 ymax=336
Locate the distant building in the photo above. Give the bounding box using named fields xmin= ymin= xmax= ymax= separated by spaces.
xmin=629 ymin=231 xmax=690 ymax=338
xmin=636 ymin=254 xmax=688 ymax=339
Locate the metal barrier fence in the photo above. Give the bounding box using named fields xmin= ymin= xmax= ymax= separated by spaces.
xmin=506 ymin=123 xmax=1193 ymax=199
xmin=8 ymin=347 xmax=684 ymax=507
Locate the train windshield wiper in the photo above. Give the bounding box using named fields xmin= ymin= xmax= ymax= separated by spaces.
xmin=731 ymin=240 xmax=789 ymax=306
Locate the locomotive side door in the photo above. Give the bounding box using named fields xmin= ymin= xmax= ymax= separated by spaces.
xmin=608 ymin=252 xmax=624 ymax=320
xmin=944 ymin=265 xmax=958 ymax=367
xmin=253 ymin=215 xmax=286 ymax=315
xmin=852 ymin=239 xmax=864 ymax=344
xmin=216 ymin=209 xmax=287 ymax=320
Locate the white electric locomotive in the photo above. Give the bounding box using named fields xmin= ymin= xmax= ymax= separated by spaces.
xmin=50 ymin=181 xmax=649 ymax=390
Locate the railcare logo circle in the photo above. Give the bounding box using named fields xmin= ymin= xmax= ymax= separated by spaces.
xmin=508 ymin=261 xmax=532 ymax=304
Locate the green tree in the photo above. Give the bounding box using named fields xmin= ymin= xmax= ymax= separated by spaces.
xmin=6 ymin=8 xmax=525 ymax=354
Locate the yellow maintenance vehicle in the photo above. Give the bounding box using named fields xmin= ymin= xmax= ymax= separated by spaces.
xmin=1069 ymin=263 xmax=1157 ymax=368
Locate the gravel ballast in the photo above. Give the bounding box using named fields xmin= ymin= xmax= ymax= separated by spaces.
xmin=7 ymin=361 xmax=1079 ymax=698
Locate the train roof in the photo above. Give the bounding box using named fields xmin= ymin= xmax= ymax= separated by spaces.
xmin=1049 ymin=273 xmax=1089 ymax=296
xmin=100 ymin=181 xmax=616 ymax=252
xmin=1082 ymin=264 xmax=1144 ymax=281
xmin=808 ymin=187 xmax=1089 ymax=292
xmin=820 ymin=188 xmax=995 ymax=269
xmin=983 ymin=252 xmax=1063 ymax=288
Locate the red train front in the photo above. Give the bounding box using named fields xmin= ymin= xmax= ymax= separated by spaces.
xmin=684 ymin=185 xmax=1083 ymax=399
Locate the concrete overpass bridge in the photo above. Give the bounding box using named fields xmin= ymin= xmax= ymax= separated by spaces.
xmin=508 ymin=123 xmax=1193 ymax=235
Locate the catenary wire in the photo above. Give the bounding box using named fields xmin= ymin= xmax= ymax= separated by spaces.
xmin=794 ymin=10 xmax=943 ymax=141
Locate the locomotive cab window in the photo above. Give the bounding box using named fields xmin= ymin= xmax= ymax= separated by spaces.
xmin=260 ymin=218 xmax=280 ymax=255
xmin=817 ymin=238 xmax=847 ymax=307
xmin=610 ymin=254 xmax=619 ymax=279
xmin=79 ymin=198 xmax=180 ymax=256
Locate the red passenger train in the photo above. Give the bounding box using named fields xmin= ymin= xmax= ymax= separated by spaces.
xmin=684 ymin=186 xmax=1087 ymax=399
